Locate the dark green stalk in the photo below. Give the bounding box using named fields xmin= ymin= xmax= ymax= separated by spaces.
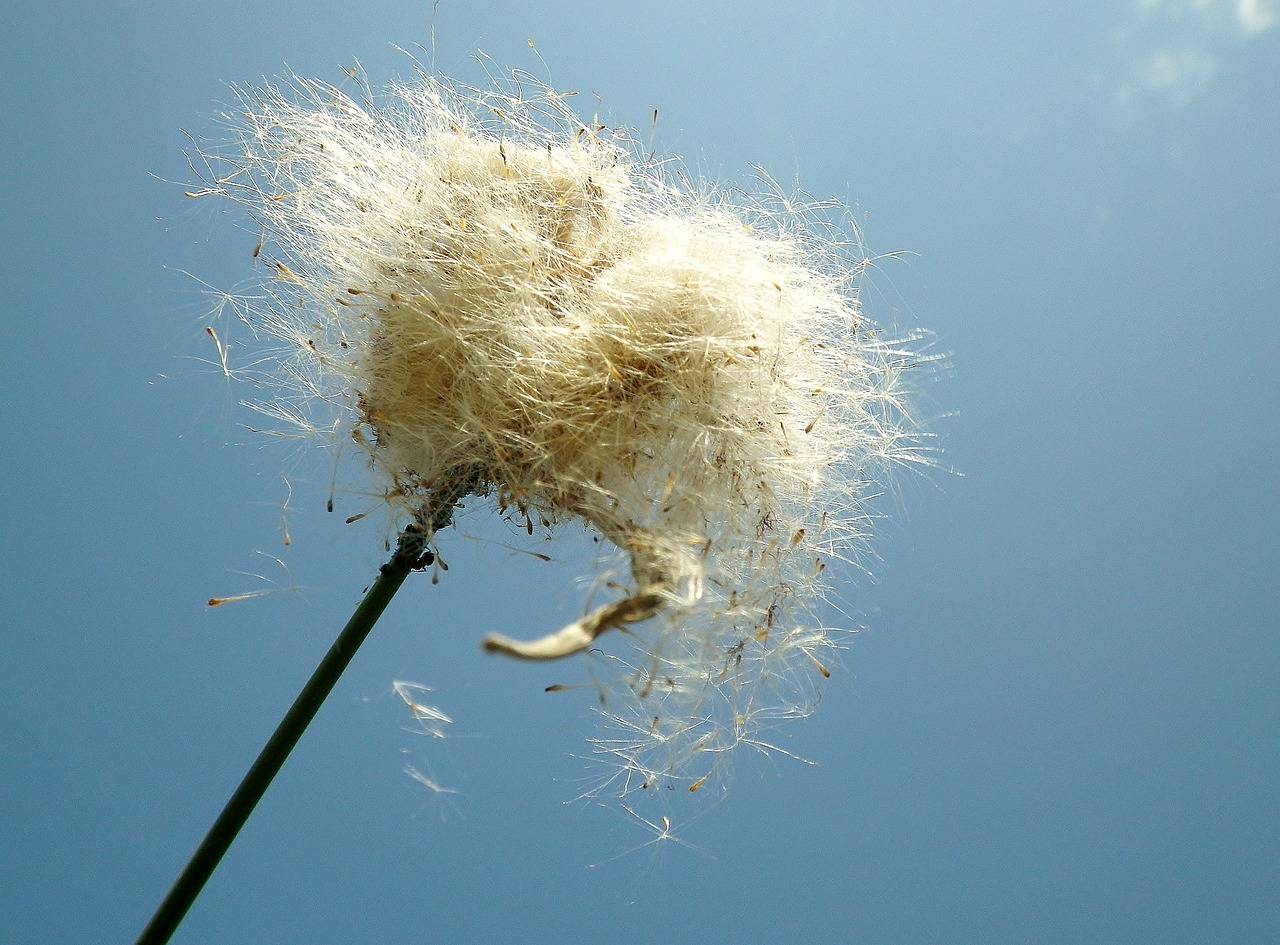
xmin=136 ymin=524 xmax=431 ymax=945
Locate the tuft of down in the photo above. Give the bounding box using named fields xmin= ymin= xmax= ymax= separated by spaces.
xmin=193 ymin=68 xmax=926 ymax=794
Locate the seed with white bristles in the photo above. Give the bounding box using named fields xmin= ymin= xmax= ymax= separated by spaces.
xmin=191 ymin=67 xmax=927 ymax=794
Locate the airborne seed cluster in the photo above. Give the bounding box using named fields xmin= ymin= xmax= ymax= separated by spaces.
xmin=196 ymin=69 xmax=923 ymax=794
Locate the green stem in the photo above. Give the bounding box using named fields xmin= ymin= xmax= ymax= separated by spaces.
xmin=136 ymin=525 xmax=429 ymax=945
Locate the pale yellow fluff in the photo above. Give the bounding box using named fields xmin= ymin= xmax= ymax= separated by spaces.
xmin=194 ymin=68 xmax=925 ymax=794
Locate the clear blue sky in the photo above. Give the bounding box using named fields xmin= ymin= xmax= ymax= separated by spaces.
xmin=3 ymin=2 xmax=1278 ymax=943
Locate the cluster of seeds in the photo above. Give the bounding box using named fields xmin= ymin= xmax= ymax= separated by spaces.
xmin=193 ymin=67 xmax=924 ymax=794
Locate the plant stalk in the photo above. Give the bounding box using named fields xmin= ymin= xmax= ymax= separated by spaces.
xmin=136 ymin=524 xmax=430 ymax=945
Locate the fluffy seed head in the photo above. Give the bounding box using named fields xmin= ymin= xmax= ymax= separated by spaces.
xmin=193 ymin=67 xmax=926 ymax=795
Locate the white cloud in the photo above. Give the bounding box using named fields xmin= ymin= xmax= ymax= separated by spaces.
xmin=1110 ymin=0 xmax=1274 ymax=108
xmin=1133 ymin=0 xmax=1276 ymax=34
xmin=1130 ymin=47 xmax=1218 ymax=103
xmin=1236 ymin=0 xmax=1278 ymax=34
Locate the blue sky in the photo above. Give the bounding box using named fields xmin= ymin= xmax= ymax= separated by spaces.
xmin=2 ymin=2 xmax=1278 ymax=943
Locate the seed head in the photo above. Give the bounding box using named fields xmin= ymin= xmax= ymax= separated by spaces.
xmin=193 ymin=67 xmax=926 ymax=794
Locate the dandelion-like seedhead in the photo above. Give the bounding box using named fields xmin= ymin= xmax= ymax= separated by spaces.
xmin=192 ymin=65 xmax=927 ymax=796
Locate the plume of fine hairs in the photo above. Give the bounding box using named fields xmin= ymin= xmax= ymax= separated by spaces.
xmin=192 ymin=66 xmax=927 ymax=795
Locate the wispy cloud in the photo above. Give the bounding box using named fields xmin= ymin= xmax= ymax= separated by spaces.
xmin=1236 ymin=0 xmax=1278 ymax=34
xmin=1109 ymin=0 xmax=1275 ymax=108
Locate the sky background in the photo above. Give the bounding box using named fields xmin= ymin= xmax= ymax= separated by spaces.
xmin=3 ymin=1 xmax=1278 ymax=943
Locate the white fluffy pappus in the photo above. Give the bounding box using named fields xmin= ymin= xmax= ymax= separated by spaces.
xmin=190 ymin=66 xmax=929 ymax=796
